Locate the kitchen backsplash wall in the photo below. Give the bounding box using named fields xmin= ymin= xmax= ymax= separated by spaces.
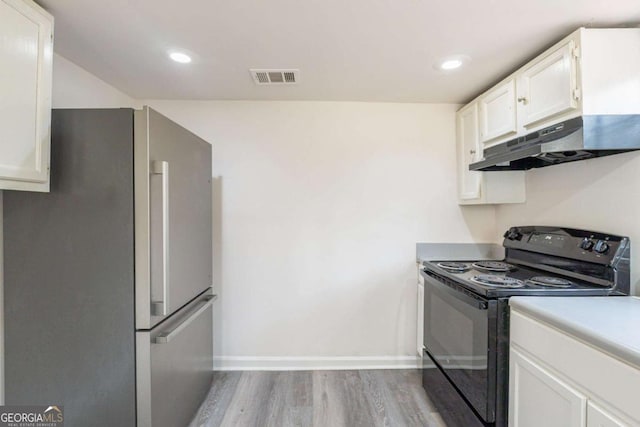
xmin=143 ymin=100 xmax=496 ymax=368
xmin=496 ymin=151 xmax=640 ymax=296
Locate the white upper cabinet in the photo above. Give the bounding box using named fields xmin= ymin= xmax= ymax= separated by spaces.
xmin=456 ymin=102 xmax=525 ymax=205
xmin=469 ymin=27 xmax=640 ymax=140
xmin=517 ymin=40 xmax=580 ymax=129
xmin=479 ymin=79 xmax=517 ymax=144
xmin=586 ymin=402 xmax=625 ymax=427
xmin=455 ymin=27 xmax=640 ymax=205
xmin=457 ymin=103 xmax=481 ymax=200
xmin=0 ymin=0 xmax=53 ymax=192
xmin=580 ymin=29 xmax=640 ymax=115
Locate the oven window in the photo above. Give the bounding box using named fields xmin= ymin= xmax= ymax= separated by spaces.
xmin=423 ymin=275 xmax=492 ymax=421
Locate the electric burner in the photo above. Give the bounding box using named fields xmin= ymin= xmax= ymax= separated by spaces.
xmin=471 ymin=261 xmax=515 ymax=272
xmin=436 ymin=262 xmax=471 ymax=272
xmin=526 ymin=276 xmax=573 ymax=288
xmin=470 ymin=274 xmax=525 ymax=288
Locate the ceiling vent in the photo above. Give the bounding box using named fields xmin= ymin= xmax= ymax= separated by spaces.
xmin=250 ymin=69 xmax=300 ymax=85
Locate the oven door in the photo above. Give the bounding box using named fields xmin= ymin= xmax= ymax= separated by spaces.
xmin=422 ymin=269 xmax=498 ymax=423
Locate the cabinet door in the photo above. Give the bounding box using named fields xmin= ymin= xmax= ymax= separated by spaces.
xmin=510 ymin=348 xmax=587 ymax=427
xmin=479 ymin=79 xmax=517 ymax=143
xmin=586 ymin=402 xmax=625 ymax=427
xmin=0 ymin=0 xmax=53 ymax=191
xmin=518 ymin=40 xmax=579 ymax=129
xmin=416 ymin=282 xmax=424 ymax=356
xmin=457 ymin=103 xmax=481 ymax=200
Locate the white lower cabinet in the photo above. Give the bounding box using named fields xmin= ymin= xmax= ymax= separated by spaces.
xmin=416 ymin=273 xmax=424 ymax=356
xmin=510 ymin=310 xmax=640 ymax=427
xmin=510 ymin=348 xmax=586 ymax=427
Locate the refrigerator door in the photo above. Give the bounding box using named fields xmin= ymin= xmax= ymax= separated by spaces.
xmin=135 ymin=106 xmax=213 ymax=329
xmin=136 ymin=289 xmax=216 ymax=427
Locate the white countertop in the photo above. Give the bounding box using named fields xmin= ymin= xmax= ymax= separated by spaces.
xmin=510 ymin=296 xmax=640 ymax=368
xmin=416 ymin=243 xmax=504 ymax=263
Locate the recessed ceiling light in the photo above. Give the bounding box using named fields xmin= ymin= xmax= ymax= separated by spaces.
xmin=169 ymin=52 xmax=192 ymax=64
xmin=440 ymin=59 xmax=463 ymax=70
xmin=434 ymin=55 xmax=470 ymax=72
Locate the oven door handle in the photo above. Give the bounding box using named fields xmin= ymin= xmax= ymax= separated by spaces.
xmin=421 ymin=270 xmax=489 ymax=310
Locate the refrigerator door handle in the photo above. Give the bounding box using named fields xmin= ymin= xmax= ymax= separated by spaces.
xmin=151 ymin=160 xmax=170 ymax=316
xmin=155 ymin=295 xmax=217 ymax=344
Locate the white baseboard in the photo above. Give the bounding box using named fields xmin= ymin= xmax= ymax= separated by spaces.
xmin=213 ymin=355 xmax=424 ymax=371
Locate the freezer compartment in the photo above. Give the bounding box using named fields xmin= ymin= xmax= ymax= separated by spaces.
xmin=136 ymin=289 xmax=216 ymax=427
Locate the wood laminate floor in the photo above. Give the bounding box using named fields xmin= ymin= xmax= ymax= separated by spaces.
xmin=188 ymin=370 xmax=446 ymax=427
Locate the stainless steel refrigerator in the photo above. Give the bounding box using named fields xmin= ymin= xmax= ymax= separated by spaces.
xmin=3 ymin=107 xmax=215 ymax=427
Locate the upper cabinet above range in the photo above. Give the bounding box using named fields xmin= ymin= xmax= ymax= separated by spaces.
xmin=0 ymin=0 xmax=53 ymax=192
xmin=516 ymin=39 xmax=580 ymax=131
xmin=457 ymin=27 xmax=640 ymax=204
xmin=479 ymin=78 xmax=517 ymax=145
xmin=478 ymin=31 xmax=583 ymax=149
xmin=474 ymin=27 xmax=640 ymax=149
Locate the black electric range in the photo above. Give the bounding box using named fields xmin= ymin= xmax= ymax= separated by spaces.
xmin=420 ymin=226 xmax=630 ymax=427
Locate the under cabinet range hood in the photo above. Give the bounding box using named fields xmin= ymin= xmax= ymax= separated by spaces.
xmin=470 ymin=115 xmax=640 ymax=171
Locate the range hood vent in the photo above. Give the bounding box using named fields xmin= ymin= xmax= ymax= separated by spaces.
xmin=470 ymin=115 xmax=640 ymax=171
xmin=250 ymin=69 xmax=300 ymax=85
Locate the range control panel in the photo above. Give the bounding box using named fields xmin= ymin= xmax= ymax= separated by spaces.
xmin=502 ymin=226 xmax=628 ymax=266
xmin=579 ymin=237 xmax=610 ymax=254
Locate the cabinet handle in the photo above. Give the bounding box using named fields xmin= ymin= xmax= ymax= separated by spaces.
xmin=470 ymin=149 xmax=476 ymax=155
xmin=517 ymin=97 xmax=528 ymax=104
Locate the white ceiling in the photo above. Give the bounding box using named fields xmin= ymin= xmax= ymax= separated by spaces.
xmin=38 ymin=0 xmax=640 ymax=103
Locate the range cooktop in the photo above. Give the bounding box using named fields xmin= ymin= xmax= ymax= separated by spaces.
xmin=422 ymin=259 xmax=614 ymax=298
xmin=421 ymin=226 xmax=630 ymax=298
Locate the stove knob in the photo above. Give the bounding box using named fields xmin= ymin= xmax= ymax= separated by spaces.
xmin=594 ymin=240 xmax=609 ymax=254
xmin=504 ymin=228 xmax=522 ymax=241
xmin=579 ymin=238 xmax=594 ymax=251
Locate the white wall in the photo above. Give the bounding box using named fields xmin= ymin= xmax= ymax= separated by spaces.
xmin=144 ymin=100 xmax=496 ymax=369
xmin=496 ymin=152 xmax=640 ymax=295
xmin=52 ymin=53 xmax=136 ymax=108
